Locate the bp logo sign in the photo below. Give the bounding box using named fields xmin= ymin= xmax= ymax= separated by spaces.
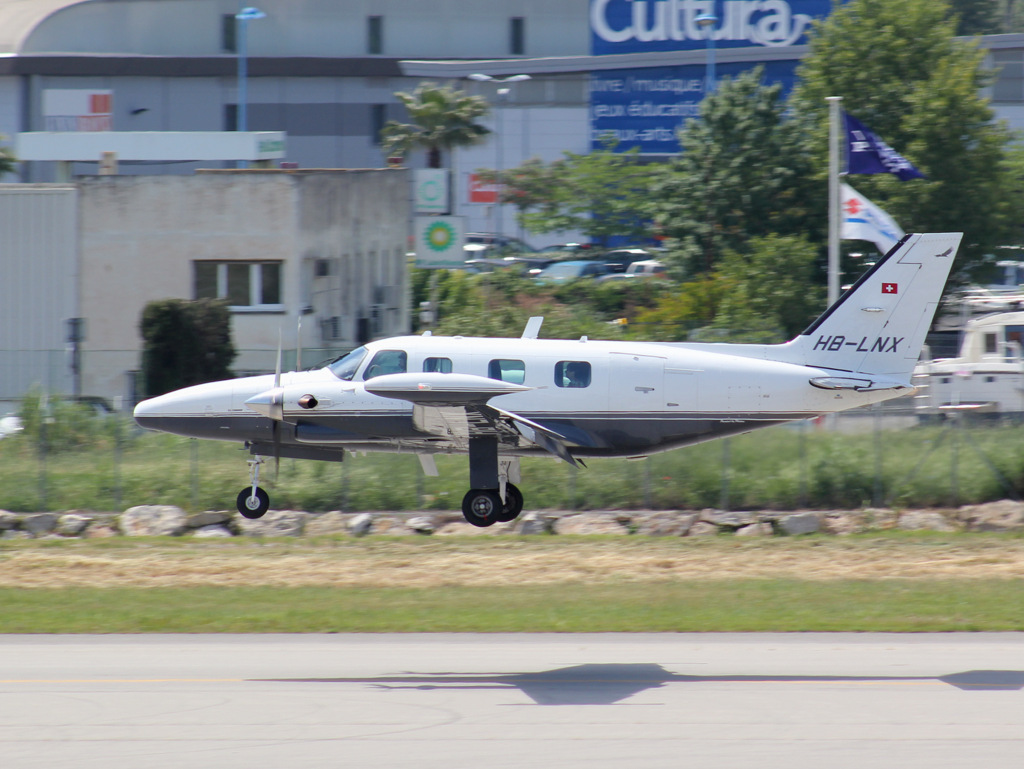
xmin=414 ymin=216 xmax=465 ymax=268
xmin=424 ymin=220 xmax=455 ymax=251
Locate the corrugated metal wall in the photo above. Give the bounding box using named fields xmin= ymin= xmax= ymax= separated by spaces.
xmin=0 ymin=185 xmax=77 ymax=405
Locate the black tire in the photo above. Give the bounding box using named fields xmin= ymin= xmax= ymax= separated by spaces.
xmin=461 ymin=489 xmax=503 ymax=528
xmin=495 ymin=483 xmax=524 ymax=523
xmin=237 ymin=487 xmax=270 ymax=519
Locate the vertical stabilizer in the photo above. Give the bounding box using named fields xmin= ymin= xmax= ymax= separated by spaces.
xmin=791 ymin=233 xmax=960 ymax=378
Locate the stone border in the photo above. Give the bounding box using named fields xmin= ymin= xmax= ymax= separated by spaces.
xmin=2 ymin=500 xmax=1023 ymax=539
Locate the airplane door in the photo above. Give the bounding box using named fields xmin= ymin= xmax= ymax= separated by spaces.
xmin=609 ymin=352 xmax=665 ymax=408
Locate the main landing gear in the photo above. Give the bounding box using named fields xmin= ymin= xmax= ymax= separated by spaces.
xmin=237 ymin=457 xmax=270 ymax=519
xmin=461 ymin=483 xmax=524 ymax=528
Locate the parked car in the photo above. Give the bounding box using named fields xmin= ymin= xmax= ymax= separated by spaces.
xmin=601 ymin=248 xmax=651 ymax=273
xmin=463 ymin=232 xmax=536 ymax=257
xmin=625 ymin=259 xmax=667 ymax=277
xmin=533 ymin=259 xmax=610 ymax=284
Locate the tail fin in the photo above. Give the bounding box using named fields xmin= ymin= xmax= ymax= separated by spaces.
xmin=790 ymin=233 xmax=961 ymax=378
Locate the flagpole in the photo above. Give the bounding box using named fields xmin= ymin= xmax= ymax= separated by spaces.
xmin=826 ymin=96 xmax=842 ymax=308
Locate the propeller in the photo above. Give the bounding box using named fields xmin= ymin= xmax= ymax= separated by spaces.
xmin=272 ymin=329 xmax=283 ymax=479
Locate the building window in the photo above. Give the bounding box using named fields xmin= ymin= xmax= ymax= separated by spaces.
xmin=985 ymin=333 xmax=998 ymax=354
xmin=194 ymin=261 xmax=283 ymax=311
xmin=224 ymin=104 xmax=238 ymax=132
xmin=368 ymin=16 xmax=383 ymax=54
xmin=510 ymin=17 xmax=525 ymax=55
xmin=222 ymin=14 xmax=237 ymax=53
xmin=371 ymin=104 xmax=386 ymax=145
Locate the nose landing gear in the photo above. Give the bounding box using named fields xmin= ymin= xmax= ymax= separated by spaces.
xmin=237 ymin=457 xmax=270 ymax=519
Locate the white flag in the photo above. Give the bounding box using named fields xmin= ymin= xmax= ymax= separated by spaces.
xmin=840 ymin=182 xmax=904 ymax=254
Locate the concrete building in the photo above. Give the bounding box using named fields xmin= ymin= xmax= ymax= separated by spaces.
xmin=0 ymin=169 xmax=410 ymax=407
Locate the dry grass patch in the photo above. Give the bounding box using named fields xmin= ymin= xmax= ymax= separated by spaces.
xmin=3 ymin=534 xmax=1024 ymax=589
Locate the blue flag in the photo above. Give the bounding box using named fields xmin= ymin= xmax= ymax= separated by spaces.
xmin=844 ymin=112 xmax=924 ymax=181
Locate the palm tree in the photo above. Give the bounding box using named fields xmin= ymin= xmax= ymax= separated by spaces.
xmin=380 ymin=82 xmax=490 ymax=168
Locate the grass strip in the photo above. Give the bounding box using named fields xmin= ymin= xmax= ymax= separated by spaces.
xmin=2 ymin=580 xmax=1024 ymax=633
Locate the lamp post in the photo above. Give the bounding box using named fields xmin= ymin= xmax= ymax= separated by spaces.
xmin=695 ymin=13 xmax=718 ymax=96
xmin=468 ymin=73 xmax=531 ymax=239
xmin=236 ymin=7 xmax=266 ymax=137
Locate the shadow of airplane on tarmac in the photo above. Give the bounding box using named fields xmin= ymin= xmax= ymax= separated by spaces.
xmin=256 ymin=664 xmax=1024 ymax=706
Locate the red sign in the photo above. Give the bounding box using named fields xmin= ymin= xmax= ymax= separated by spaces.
xmin=882 ymin=283 xmax=898 ymax=294
xmin=468 ymin=173 xmax=500 ymax=204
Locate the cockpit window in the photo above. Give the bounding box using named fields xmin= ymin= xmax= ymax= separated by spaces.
xmin=363 ymin=350 xmax=408 ymax=380
xmin=327 ymin=346 xmax=367 ymax=380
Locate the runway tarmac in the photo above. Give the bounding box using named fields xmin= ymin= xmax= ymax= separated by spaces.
xmin=2 ymin=633 xmax=1023 ymax=768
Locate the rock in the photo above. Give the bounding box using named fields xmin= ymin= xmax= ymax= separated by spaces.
xmin=957 ymin=500 xmax=1024 ymax=532
xmin=192 ymin=525 xmax=234 ymax=538
xmin=186 ymin=511 xmax=232 ymax=529
xmin=406 ymin=516 xmax=436 ymax=535
xmin=898 ymin=510 xmax=956 ymax=532
xmin=236 ymin=509 xmax=306 ymax=537
xmin=687 ymin=521 xmax=719 ymax=537
xmin=22 ymin=513 xmax=59 ymax=537
xmin=633 ymin=512 xmax=699 ymax=537
xmin=85 ymin=525 xmax=118 ymax=538
xmin=304 ymin=511 xmax=351 ymax=537
xmin=517 ymin=512 xmax=552 ymax=535
xmin=736 ymin=522 xmax=773 ymax=537
xmin=700 ymin=510 xmax=760 ymax=529
xmin=347 ymin=513 xmax=373 ymax=537
xmin=553 ymin=513 xmax=628 ymax=536
xmin=0 ymin=510 xmax=19 ymax=530
xmin=120 ymin=505 xmax=188 ymax=537
xmin=821 ymin=512 xmax=869 ymax=536
xmin=56 ymin=514 xmax=91 ymax=537
xmin=2 ymin=530 xmax=30 ymax=540
xmin=776 ymin=512 xmax=822 ymax=536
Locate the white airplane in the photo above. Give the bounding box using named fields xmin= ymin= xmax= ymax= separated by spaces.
xmin=134 ymin=232 xmax=961 ymax=527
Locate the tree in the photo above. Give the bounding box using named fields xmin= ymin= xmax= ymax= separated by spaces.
xmin=140 ymin=298 xmax=236 ymax=397
xmin=380 ymin=82 xmax=490 ymax=168
xmin=793 ymin=0 xmax=1023 ymax=278
xmin=479 ymin=143 xmax=658 ymax=246
xmin=949 ymin=0 xmax=1001 ymax=35
xmin=647 ymin=68 xmax=820 ymax=276
xmin=711 ymin=234 xmax=824 ymax=342
xmin=0 ymin=135 xmax=16 ymax=178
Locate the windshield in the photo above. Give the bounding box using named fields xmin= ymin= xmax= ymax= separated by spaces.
xmin=327 ymin=346 xmax=368 ymax=380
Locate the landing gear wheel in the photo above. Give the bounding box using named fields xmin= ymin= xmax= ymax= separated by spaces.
xmin=462 ymin=489 xmax=503 ymax=528
xmin=237 ymin=487 xmax=270 ymax=519
xmin=496 ymin=483 xmax=524 ymax=523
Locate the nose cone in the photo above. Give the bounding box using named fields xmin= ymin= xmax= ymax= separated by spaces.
xmin=244 ymin=388 xmax=284 ymax=421
xmin=133 ymin=375 xmax=275 ymax=439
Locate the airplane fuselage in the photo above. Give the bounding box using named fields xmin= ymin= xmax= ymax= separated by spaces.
xmin=135 ymin=334 xmax=891 ymax=460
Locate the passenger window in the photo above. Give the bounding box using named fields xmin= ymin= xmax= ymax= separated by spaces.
xmin=423 ymin=357 xmax=452 ymax=373
xmin=488 ymin=359 xmax=526 ymax=384
xmin=555 ymin=360 xmax=591 ymax=388
xmin=363 ymin=349 xmax=407 ymax=380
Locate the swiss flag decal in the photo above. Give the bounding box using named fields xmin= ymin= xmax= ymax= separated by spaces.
xmin=882 ymin=283 xmax=898 ymax=294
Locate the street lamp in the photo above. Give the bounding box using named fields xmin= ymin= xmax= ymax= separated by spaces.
xmin=236 ymin=6 xmax=266 ymax=135
xmin=695 ymin=13 xmax=717 ymax=96
xmin=468 ymin=73 xmax=531 ymax=239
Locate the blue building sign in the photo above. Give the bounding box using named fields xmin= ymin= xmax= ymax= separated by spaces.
xmin=590 ymin=0 xmax=835 ymax=153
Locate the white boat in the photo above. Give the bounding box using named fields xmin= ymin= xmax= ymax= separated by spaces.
xmin=914 ymin=311 xmax=1024 ymax=417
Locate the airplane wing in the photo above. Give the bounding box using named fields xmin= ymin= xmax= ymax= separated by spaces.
xmin=365 ymin=373 xmax=581 ymax=466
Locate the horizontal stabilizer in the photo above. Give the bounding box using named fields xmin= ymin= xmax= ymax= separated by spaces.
xmin=365 ymin=372 xmax=531 ymax=404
